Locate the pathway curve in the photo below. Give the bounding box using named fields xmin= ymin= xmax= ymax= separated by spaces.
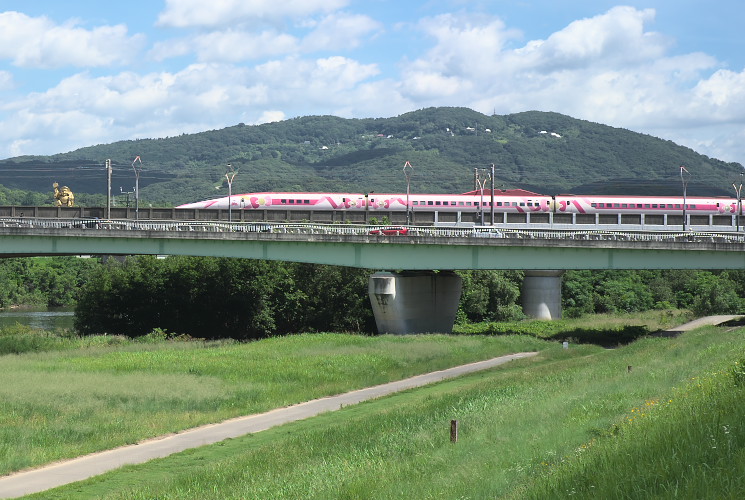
xmin=0 ymin=352 xmax=538 ymax=499
xmin=662 ymin=315 xmax=743 ymax=334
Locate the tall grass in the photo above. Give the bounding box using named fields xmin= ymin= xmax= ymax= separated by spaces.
xmin=510 ymin=356 xmax=745 ymax=499
xmin=454 ymin=309 xmax=693 ymax=340
xmin=27 ymin=324 xmax=745 ymax=499
xmin=0 ymin=331 xmax=546 ymax=476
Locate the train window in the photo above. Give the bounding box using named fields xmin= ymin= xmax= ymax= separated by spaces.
xmin=428 ymin=201 xmax=434 ymax=205
xmin=652 ymin=204 xmax=658 ymax=208
xmin=304 ymin=200 xmax=310 ymax=204
xmin=466 ymin=202 xmax=472 ymax=206
xmin=496 ymin=202 xmax=502 ymax=207
xmin=622 ymin=204 xmax=627 ymax=208
xmin=435 ymin=201 xmax=441 ymax=206
xmin=614 ymin=203 xmax=620 ymax=208
xmin=645 ymin=204 xmax=651 ymax=208
xmin=458 ymin=201 xmax=464 ymax=206
xmin=289 ymin=200 xmax=295 ymax=204
xmin=675 ymin=204 xmax=681 ymax=209
xmin=591 ymin=203 xmax=597 ymax=208
xmin=638 ymin=204 xmax=643 ymax=208
xmin=667 ymin=204 xmax=673 ymax=208
xmin=691 ymin=205 xmax=696 ymax=209
xmin=451 ymin=201 xmax=456 ymax=206
xmin=281 ymin=199 xmax=286 ymax=204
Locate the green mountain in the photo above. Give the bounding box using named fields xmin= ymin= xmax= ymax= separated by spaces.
xmin=0 ymin=107 xmax=742 ymax=207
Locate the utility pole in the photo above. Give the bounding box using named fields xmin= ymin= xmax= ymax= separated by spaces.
xmin=734 ymin=171 xmax=744 ymax=231
xmin=680 ymin=166 xmax=690 ymax=231
xmin=490 ymin=163 xmax=495 ymax=225
xmin=225 ymin=163 xmax=237 ymax=222
xmin=106 ymin=159 xmax=112 ymax=219
xmin=132 ymin=156 xmax=142 ymax=220
xmin=403 ymin=161 xmax=413 ymax=225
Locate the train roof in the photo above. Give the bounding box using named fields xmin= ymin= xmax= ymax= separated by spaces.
xmin=459 ymin=189 xmax=545 ymax=196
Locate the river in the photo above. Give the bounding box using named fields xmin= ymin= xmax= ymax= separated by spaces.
xmin=0 ymin=307 xmax=75 ymax=331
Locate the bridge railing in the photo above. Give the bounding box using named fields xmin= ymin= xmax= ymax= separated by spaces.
xmin=2 ymin=217 xmax=744 ymax=244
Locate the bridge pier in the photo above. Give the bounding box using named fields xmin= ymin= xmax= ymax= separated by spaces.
xmin=522 ymin=270 xmax=564 ymax=320
xmin=368 ymin=271 xmax=462 ymax=334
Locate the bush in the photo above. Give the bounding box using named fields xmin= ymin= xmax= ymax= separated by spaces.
xmin=691 ymin=272 xmax=744 ymax=316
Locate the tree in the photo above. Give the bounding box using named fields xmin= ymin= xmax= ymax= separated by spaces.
xmin=457 ymin=270 xmax=523 ymax=323
xmin=691 ymin=272 xmax=744 ymax=316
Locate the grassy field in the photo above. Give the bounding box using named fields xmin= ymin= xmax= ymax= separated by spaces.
xmin=0 ymin=328 xmax=546 ymax=476
xmin=2 ymin=312 xmax=743 ymax=499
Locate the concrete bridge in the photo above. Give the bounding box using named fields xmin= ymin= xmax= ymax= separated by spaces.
xmin=2 ymin=218 xmax=744 ymax=334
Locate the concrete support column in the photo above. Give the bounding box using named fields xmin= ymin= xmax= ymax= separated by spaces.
xmin=368 ymin=271 xmax=462 ymax=334
xmin=522 ymin=270 xmax=564 ymax=320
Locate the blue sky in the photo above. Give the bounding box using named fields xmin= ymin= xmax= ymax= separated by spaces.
xmin=1 ymin=0 xmax=744 ymax=170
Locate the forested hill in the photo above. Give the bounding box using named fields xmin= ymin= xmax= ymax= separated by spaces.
xmin=1 ymin=107 xmax=742 ymax=207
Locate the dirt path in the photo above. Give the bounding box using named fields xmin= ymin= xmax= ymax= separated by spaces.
xmin=663 ymin=315 xmax=743 ymax=334
xmin=0 ymin=352 xmax=537 ymax=499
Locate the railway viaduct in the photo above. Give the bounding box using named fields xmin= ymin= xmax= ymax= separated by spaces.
xmin=2 ymin=217 xmax=745 ymax=334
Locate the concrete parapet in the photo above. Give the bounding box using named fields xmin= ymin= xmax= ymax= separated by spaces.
xmin=368 ymin=271 xmax=462 ymax=334
xmin=522 ymin=270 xmax=564 ymax=320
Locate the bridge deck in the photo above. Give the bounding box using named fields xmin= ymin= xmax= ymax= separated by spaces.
xmin=2 ymin=219 xmax=744 ymax=270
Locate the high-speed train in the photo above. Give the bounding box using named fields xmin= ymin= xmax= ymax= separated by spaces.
xmin=177 ymin=190 xmax=741 ymax=216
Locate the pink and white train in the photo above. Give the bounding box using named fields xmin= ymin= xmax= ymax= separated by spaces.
xmin=177 ymin=189 xmax=741 ymax=216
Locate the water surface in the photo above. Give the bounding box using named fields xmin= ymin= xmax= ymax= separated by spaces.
xmin=0 ymin=307 xmax=75 ymax=331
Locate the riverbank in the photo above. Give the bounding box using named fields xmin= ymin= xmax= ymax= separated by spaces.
xmin=4 ymin=321 xmax=744 ymax=499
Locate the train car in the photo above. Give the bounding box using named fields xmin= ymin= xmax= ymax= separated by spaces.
xmin=176 ymin=191 xmax=554 ymax=213
xmin=557 ymin=194 xmax=738 ymax=215
xmin=178 ymin=190 xmax=739 ymax=217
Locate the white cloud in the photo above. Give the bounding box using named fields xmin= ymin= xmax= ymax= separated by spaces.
xmin=0 ymin=11 xmax=145 ymax=68
xmin=411 ymin=13 xmax=520 ymax=79
xmin=172 ymin=30 xmax=299 ymax=63
xmin=150 ymin=12 xmax=380 ymax=63
xmin=148 ymin=39 xmax=192 ymax=62
xmin=8 ymin=139 xmax=31 ymax=157
xmin=0 ymin=55 xmax=385 ymax=157
xmin=157 ymin=0 xmax=349 ymax=28
xmin=393 ymin=6 xmax=745 ymax=163
xmin=518 ymin=7 xmax=670 ymax=71
xmin=302 ymin=13 xmax=382 ymax=52
xmin=3 ymin=4 xmax=745 ymax=164
xmin=692 ymin=69 xmax=745 ymax=116
xmin=0 ymin=70 xmax=14 ymax=90
xmin=255 ymin=110 xmax=285 ymax=124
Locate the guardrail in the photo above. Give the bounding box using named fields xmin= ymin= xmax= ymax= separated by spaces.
xmin=2 ymin=217 xmax=745 ymax=244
